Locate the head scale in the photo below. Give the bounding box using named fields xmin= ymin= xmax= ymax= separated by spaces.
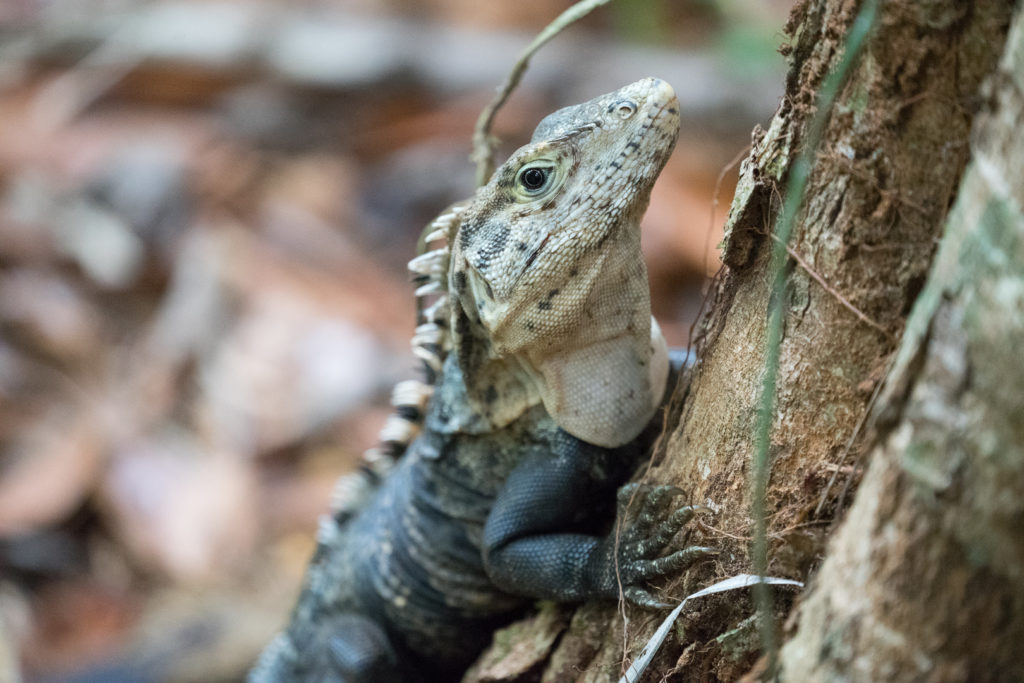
xmin=448 ymin=78 xmax=680 ymax=447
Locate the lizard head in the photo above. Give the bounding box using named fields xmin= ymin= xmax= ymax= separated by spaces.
xmin=449 ymin=78 xmax=680 ymax=447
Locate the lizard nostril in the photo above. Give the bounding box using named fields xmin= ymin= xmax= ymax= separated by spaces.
xmin=616 ymin=101 xmax=637 ymax=119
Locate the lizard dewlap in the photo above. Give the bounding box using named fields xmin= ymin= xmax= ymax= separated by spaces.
xmin=250 ymin=78 xmax=711 ymax=683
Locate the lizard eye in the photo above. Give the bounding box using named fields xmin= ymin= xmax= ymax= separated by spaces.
xmin=516 ymin=165 xmax=552 ymax=194
xmin=511 ymin=156 xmax=566 ymax=203
xmin=521 ymin=167 xmax=547 ymax=190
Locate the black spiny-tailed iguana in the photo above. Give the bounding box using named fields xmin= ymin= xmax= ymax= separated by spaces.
xmin=250 ymin=77 xmax=712 ymax=682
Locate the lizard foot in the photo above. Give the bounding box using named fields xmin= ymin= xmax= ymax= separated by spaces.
xmin=607 ymin=483 xmax=716 ymax=608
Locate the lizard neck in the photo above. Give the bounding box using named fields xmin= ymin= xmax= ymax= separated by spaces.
xmin=520 ymin=223 xmax=668 ymax=448
xmin=449 ymin=221 xmax=668 ymax=446
xmin=428 ymin=304 xmax=541 ymax=435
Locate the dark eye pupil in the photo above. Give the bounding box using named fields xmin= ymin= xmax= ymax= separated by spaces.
xmin=521 ymin=168 xmax=547 ymax=190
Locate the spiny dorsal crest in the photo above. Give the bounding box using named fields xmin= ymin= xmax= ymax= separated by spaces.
xmin=329 ymin=201 xmax=465 ymax=519
xmin=449 ymin=78 xmax=681 ymax=448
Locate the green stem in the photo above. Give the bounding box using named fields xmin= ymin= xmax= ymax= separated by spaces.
xmin=750 ymin=0 xmax=878 ymax=676
xmin=471 ymin=0 xmax=618 ymax=187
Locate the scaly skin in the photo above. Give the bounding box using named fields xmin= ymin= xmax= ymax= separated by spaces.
xmin=250 ymin=78 xmax=712 ymax=682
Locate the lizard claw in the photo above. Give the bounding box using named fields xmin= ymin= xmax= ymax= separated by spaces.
xmin=629 ymin=546 xmax=718 ymax=580
xmin=603 ymin=488 xmax=716 ymax=607
xmin=644 ymin=505 xmax=712 ymax=555
xmin=617 ymin=483 xmax=683 ymax=509
xmin=617 ymin=483 xmax=686 ymax=537
xmin=623 ymin=586 xmax=672 ymax=609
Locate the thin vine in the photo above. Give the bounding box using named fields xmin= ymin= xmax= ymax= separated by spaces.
xmin=470 ymin=0 xmax=618 ymax=187
xmin=749 ymin=0 xmax=879 ymax=676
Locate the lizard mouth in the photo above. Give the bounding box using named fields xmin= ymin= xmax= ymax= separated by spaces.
xmin=628 ymin=78 xmax=680 ymax=164
xmin=647 ymin=79 xmax=678 ymax=113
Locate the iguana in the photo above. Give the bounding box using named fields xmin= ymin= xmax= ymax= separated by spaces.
xmin=250 ymin=77 xmax=712 ymax=682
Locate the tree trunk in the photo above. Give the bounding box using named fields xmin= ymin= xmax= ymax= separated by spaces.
xmin=778 ymin=7 xmax=1024 ymax=680
xmin=465 ymin=1 xmax=1015 ymax=680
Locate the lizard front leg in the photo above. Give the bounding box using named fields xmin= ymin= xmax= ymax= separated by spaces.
xmin=481 ymin=436 xmax=714 ymax=608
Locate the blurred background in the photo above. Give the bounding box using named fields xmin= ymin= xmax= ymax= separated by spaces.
xmin=0 ymin=1 xmax=791 ymax=680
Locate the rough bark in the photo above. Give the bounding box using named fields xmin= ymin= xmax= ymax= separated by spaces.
xmin=778 ymin=8 xmax=1024 ymax=680
xmin=466 ymin=1 xmax=1015 ymax=681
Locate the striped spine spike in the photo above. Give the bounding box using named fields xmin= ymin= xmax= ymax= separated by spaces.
xmin=378 ymin=379 xmax=433 ymax=457
xmin=330 ymin=202 xmax=464 ymax=522
xmin=411 ymin=323 xmax=445 ymax=376
xmin=410 ymin=200 xmax=465 ymax=383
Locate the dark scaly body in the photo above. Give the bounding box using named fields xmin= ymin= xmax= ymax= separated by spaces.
xmin=255 ymin=356 xmax=656 ymax=680
xmin=250 ymin=78 xmax=712 ymax=682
